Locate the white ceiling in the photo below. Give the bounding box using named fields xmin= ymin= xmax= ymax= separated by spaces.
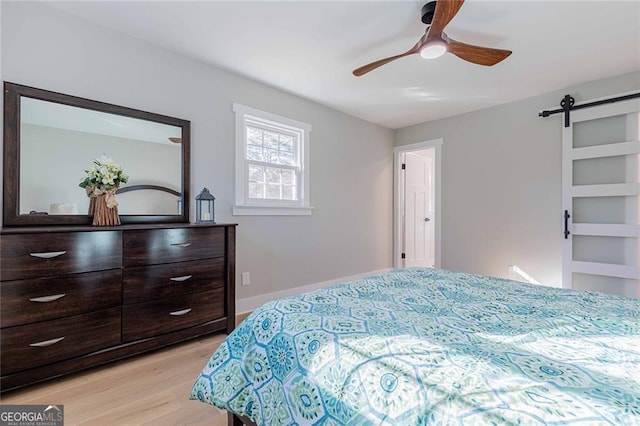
xmin=48 ymin=0 xmax=640 ymax=129
xmin=22 ymin=97 xmax=182 ymax=144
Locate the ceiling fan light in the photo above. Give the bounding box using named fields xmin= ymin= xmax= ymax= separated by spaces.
xmin=420 ymin=43 xmax=447 ymax=59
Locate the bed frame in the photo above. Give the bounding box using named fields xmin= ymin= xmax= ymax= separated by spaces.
xmin=115 ymin=184 xmax=181 ymax=197
xmin=229 ymin=413 xmax=256 ymax=426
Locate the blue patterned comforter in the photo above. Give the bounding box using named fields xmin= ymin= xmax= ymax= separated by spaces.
xmin=190 ymin=268 xmax=640 ymax=425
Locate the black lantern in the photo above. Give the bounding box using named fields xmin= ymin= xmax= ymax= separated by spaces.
xmin=195 ymin=188 xmax=215 ymax=223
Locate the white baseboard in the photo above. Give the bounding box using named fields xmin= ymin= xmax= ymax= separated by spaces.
xmin=236 ymin=268 xmax=393 ymax=314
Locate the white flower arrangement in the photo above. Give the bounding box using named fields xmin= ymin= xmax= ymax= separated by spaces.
xmin=79 ymin=155 xmax=129 ymax=191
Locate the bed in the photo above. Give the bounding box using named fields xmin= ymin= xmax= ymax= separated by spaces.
xmin=190 ymin=267 xmax=640 ymax=425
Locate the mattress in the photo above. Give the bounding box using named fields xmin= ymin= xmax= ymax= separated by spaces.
xmin=191 ymin=267 xmax=640 ymax=425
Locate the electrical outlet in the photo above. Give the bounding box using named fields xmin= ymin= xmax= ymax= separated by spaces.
xmin=241 ymin=272 xmax=251 ymax=286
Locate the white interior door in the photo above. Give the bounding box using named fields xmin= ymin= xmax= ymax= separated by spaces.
xmin=404 ymin=150 xmax=435 ymax=267
xmin=562 ymin=96 xmax=640 ymax=298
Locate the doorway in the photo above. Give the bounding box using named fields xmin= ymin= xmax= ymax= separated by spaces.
xmin=394 ymin=139 xmax=443 ymax=269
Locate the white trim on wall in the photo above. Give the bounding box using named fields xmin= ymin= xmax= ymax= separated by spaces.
xmin=393 ymin=139 xmax=443 ymax=269
xmin=236 ymin=268 xmax=393 ymax=314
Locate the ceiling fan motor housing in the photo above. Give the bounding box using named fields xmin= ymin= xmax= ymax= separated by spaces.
xmin=421 ymin=1 xmax=437 ymax=25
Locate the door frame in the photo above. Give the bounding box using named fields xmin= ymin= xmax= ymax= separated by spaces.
xmin=393 ymin=138 xmax=443 ymax=269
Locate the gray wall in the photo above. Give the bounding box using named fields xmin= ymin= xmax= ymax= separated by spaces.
xmin=395 ymin=71 xmax=640 ymax=287
xmin=20 ymin=124 xmax=181 ymax=215
xmin=1 ymin=2 xmax=394 ymax=302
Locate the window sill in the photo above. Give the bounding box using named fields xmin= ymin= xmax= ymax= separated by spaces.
xmin=233 ymin=205 xmax=313 ymax=216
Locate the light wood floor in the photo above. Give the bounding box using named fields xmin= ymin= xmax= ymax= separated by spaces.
xmin=1 ymin=314 xmax=252 ymax=425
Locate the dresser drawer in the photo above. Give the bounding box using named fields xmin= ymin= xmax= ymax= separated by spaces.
xmin=123 ymin=227 xmax=225 ymax=267
xmin=0 ymin=232 xmax=122 ymax=281
xmin=123 ymin=258 xmax=224 ymax=304
xmin=122 ymin=288 xmax=224 ymax=342
xmin=0 ymin=270 xmax=122 ymax=328
xmin=1 ymin=307 xmax=121 ymax=375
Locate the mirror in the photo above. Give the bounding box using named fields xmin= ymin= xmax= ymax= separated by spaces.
xmin=3 ymin=82 xmax=190 ymax=226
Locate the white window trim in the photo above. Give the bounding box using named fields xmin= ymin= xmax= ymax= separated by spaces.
xmin=233 ymin=103 xmax=312 ymax=216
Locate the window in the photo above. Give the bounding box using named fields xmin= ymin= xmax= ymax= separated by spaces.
xmin=233 ymin=103 xmax=312 ymax=215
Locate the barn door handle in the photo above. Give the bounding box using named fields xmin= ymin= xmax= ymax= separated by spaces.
xmin=564 ymin=210 xmax=571 ymax=239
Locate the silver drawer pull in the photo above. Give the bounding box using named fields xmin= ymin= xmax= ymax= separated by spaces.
xmin=169 ymin=308 xmax=192 ymax=316
xmin=171 ymin=242 xmax=192 ymax=248
xmin=29 ymin=251 xmax=66 ymax=259
xmin=170 ymin=275 xmax=193 ymax=282
xmin=29 ymin=294 xmax=66 ymax=303
xmin=29 ymin=337 xmax=65 ymax=347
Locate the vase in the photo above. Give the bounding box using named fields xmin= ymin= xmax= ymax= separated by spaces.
xmin=91 ymin=193 xmax=120 ymax=226
xmin=88 ymin=197 xmax=97 ymax=216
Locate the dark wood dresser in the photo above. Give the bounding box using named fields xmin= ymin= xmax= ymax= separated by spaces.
xmin=0 ymin=223 xmax=236 ymax=392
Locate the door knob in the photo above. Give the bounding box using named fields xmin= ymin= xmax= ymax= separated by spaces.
xmin=425 ymin=217 xmax=431 ymax=222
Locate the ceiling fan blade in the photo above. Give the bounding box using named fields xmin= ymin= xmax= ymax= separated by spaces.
xmin=446 ymin=38 xmax=512 ymax=66
xmin=353 ymin=36 xmax=425 ymax=76
xmin=353 ymin=52 xmax=414 ymax=76
xmin=427 ymin=0 xmax=465 ymax=41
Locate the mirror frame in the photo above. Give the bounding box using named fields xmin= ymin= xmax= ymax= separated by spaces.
xmin=3 ymin=81 xmax=190 ymax=226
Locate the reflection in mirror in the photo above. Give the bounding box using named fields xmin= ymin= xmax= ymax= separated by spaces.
xmin=20 ymin=97 xmax=183 ymax=216
xmin=3 ymin=82 xmax=190 ymax=226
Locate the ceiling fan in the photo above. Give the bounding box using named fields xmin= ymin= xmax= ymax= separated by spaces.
xmin=353 ymin=0 xmax=512 ymax=77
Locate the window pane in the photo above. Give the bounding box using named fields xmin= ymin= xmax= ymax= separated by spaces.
xmin=266 ymin=184 xmax=281 ymax=199
xmin=264 ymin=131 xmax=279 ymax=149
xmin=239 ymin=108 xmax=309 ymax=208
xmin=247 ymin=127 xmax=263 ymax=146
xmin=247 ymin=146 xmax=264 ymax=161
xmin=249 ymin=164 xmax=265 ymax=183
xmin=266 ymin=149 xmax=278 ymax=164
xmin=248 ymin=182 xmax=265 ymax=199
xmin=280 ymin=135 xmax=294 ymax=152
xmin=282 ymin=185 xmax=297 ymax=200
xmin=279 ymin=151 xmax=294 ymax=166
xmin=266 ymin=167 xmax=281 ymax=184
xmin=282 ymin=169 xmax=296 ymax=185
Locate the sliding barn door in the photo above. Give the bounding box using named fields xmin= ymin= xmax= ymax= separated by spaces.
xmin=563 ymin=96 xmax=640 ymax=297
